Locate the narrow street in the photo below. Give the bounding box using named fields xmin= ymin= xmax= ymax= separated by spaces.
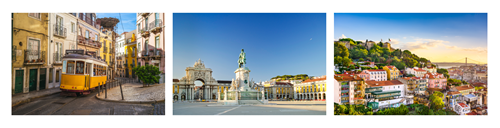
xmin=12 ymin=91 xmax=165 ymax=115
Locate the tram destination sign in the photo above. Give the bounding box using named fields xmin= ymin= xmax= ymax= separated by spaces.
xmin=66 ymin=50 xmax=84 ymax=55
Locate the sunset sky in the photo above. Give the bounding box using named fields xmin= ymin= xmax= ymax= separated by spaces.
xmin=334 ymin=13 xmax=487 ymax=64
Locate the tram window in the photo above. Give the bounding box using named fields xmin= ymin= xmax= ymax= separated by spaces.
xmin=67 ymin=61 xmax=75 ymax=74
xmin=76 ymin=61 xmax=85 ymax=74
xmin=86 ymin=63 xmax=91 ymax=75
xmin=93 ymin=64 xmax=97 ymax=76
xmin=62 ymin=60 xmax=67 ymax=73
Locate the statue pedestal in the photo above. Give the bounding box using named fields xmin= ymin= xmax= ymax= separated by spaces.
xmin=219 ymin=67 xmax=266 ymax=105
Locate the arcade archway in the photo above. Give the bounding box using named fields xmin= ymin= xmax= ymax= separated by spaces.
xmin=173 ymin=59 xmax=219 ymax=101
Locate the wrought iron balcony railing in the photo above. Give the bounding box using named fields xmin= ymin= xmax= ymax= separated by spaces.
xmin=103 ymin=46 xmax=108 ymax=53
xmin=53 ymin=24 xmax=67 ymax=38
xmin=24 ymin=50 xmax=45 ymax=65
xmin=148 ymin=19 xmax=163 ymax=33
xmin=77 ymin=35 xmax=102 ymax=48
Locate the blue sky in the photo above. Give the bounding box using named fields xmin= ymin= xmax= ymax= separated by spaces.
xmin=174 ymin=13 xmax=326 ymax=83
xmin=335 ymin=13 xmax=487 ymax=64
xmin=96 ymin=13 xmax=137 ymax=34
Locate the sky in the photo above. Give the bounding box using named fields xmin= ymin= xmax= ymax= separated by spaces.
xmin=334 ymin=13 xmax=487 ymax=64
xmin=96 ymin=13 xmax=137 ymax=34
xmin=173 ymin=13 xmax=326 ymax=84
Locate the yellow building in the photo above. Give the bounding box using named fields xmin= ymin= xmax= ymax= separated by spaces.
xmin=124 ymin=30 xmax=138 ymax=78
xmin=12 ymin=13 xmax=50 ymax=94
xmin=294 ymin=76 xmax=326 ymax=100
xmin=383 ymin=66 xmax=400 ymax=80
xmin=99 ymin=29 xmax=115 ymax=79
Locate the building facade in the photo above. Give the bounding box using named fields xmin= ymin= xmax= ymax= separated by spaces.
xmin=405 ymin=67 xmax=427 ymax=77
xmin=264 ymin=82 xmax=294 ymax=100
xmin=137 ymin=13 xmax=165 ymax=83
xmin=12 ymin=13 xmax=50 ymax=94
xmin=424 ymin=72 xmax=447 ymax=89
xmin=293 ymin=76 xmax=326 ymax=101
xmin=334 ymin=74 xmax=364 ymax=105
xmin=365 ymin=80 xmax=409 ymax=110
xmin=363 ymin=69 xmax=387 ymax=81
xmin=47 ymin=13 xmax=78 ymax=89
xmin=383 ymin=66 xmax=400 ymax=80
xmin=75 ymin=13 xmax=101 ymax=58
xmin=123 ymin=30 xmax=137 ymax=78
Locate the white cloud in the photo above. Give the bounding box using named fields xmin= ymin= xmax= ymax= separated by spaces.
xmin=390 ymin=39 xmax=400 ymax=45
xmin=403 ymin=37 xmax=407 ymax=39
xmin=310 ymin=38 xmax=313 ymax=40
xmin=340 ymin=34 xmax=347 ymax=39
xmin=400 ymin=38 xmax=487 ymax=53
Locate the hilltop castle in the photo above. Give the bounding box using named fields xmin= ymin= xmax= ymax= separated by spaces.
xmin=335 ymin=39 xmax=395 ymax=51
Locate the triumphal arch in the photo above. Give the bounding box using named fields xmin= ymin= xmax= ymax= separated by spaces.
xmin=173 ymin=59 xmax=220 ymax=101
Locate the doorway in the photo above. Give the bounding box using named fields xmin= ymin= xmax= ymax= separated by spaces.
xmin=14 ymin=70 xmax=24 ymax=94
xmin=29 ymin=69 xmax=37 ymax=91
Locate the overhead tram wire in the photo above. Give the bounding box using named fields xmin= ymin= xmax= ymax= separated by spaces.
xmin=119 ymin=13 xmax=125 ymax=34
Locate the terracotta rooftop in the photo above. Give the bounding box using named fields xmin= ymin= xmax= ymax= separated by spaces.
xmin=424 ymin=73 xmax=445 ymax=79
xmin=344 ymin=71 xmax=363 ymax=74
xmin=173 ymin=79 xmax=179 ymax=82
xmin=334 ymin=74 xmax=363 ymax=81
xmin=385 ymin=66 xmax=397 ymax=70
xmin=302 ymin=77 xmax=327 ymax=83
xmin=365 ymin=80 xmax=403 ymax=87
xmin=275 ymin=82 xmax=293 ymax=86
xmin=459 ymin=102 xmax=468 ymax=108
xmin=400 ymin=77 xmax=425 ymax=80
xmin=471 ymin=82 xmax=486 ymax=87
xmin=366 ymin=69 xmax=386 ymax=72
xmin=447 ymin=91 xmax=461 ymax=95
xmin=427 ymin=88 xmax=443 ymax=92
xmin=456 ymin=86 xmax=474 ymax=91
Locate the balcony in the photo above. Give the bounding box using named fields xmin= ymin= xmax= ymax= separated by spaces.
xmin=77 ymin=36 xmax=102 ymax=48
xmin=53 ymin=53 xmax=62 ymax=65
xmin=140 ymin=13 xmax=150 ymax=17
xmin=140 ymin=27 xmax=150 ymax=38
xmin=78 ymin=13 xmax=100 ymax=29
xmin=148 ymin=19 xmax=163 ymax=34
xmin=24 ymin=50 xmax=45 ymax=65
xmin=103 ymin=46 xmax=108 ymax=53
xmin=53 ymin=24 xmax=67 ymax=38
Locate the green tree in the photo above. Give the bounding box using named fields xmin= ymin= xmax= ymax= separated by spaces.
xmin=133 ymin=65 xmax=161 ymax=87
xmin=342 ymin=56 xmax=352 ymax=68
xmin=429 ymin=91 xmax=445 ymax=110
xmin=359 ymin=58 xmax=364 ymax=62
xmin=437 ymin=68 xmax=450 ymax=78
xmin=334 ymin=42 xmax=349 ymax=58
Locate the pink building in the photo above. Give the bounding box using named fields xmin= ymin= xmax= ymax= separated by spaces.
xmin=136 ymin=13 xmax=165 ymax=83
xmin=343 ymin=71 xmax=370 ymax=80
xmin=424 ymin=72 xmax=447 ymax=89
xmin=363 ymin=69 xmax=387 ymax=81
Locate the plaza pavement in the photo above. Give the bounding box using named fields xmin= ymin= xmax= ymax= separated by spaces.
xmin=173 ymin=101 xmax=326 ymax=115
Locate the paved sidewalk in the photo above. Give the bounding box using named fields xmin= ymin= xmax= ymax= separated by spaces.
xmin=96 ymin=83 xmax=165 ymax=103
xmin=12 ymin=88 xmax=61 ymax=107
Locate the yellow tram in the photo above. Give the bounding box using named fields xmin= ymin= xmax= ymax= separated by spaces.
xmin=60 ymin=53 xmax=107 ymax=96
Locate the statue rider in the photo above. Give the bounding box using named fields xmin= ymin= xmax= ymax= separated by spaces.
xmin=238 ymin=49 xmax=246 ymax=68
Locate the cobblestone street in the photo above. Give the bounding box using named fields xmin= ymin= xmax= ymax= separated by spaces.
xmin=12 ymin=91 xmax=165 ymax=115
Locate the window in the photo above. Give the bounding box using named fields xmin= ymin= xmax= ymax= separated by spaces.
xmin=95 ymin=35 xmax=98 ymax=41
xmin=155 ymin=13 xmax=160 ymax=26
xmin=56 ymin=16 xmax=63 ymax=35
xmin=85 ymin=30 xmax=89 ymax=39
xmin=28 ymin=13 xmax=41 ymax=19
xmin=145 ymin=17 xmax=148 ymax=29
xmin=27 ymin=38 xmax=40 ymax=60
xmin=138 ymin=42 xmax=141 ymax=52
xmin=71 ymin=22 xmax=75 ymax=33
xmin=76 ymin=61 xmax=85 ymax=74
xmin=67 ymin=61 xmax=75 ymax=74
xmin=155 ymin=36 xmax=160 ymax=48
